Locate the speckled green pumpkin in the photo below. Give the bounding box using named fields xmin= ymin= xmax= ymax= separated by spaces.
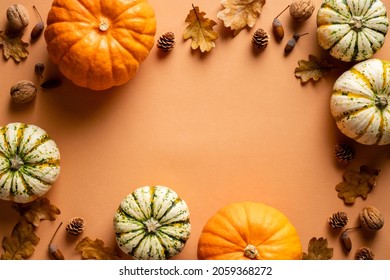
xmin=113 ymin=185 xmax=191 ymax=260
xmin=330 ymin=59 xmax=390 ymax=145
xmin=317 ymin=0 xmax=389 ymax=62
xmin=0 ymin=123 xmax=61 ymax=203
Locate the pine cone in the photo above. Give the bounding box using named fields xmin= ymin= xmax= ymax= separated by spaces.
xmin=252 ymin=28 xmax=270 ymax=49
xmin=328 ymin=211 xmax=348 ymax=229
xmin=334 ymin=143 xmax=355 ymax=164
xmin=66 ymin=217 xmax=85 ymax=236
xmin=355 ymin=247 xmax=375 ymax=260
xmin=157 ymin=32 xmax=175 ymax=52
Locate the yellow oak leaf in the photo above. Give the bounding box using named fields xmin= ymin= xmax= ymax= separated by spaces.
xmin=13 ymin=197 xmax=61 ymax=226
xmin=0 ymin=30 xmax=29 ymax=62
xmin=335 ymin=165 xmax=380 ymax=204
xmin=217 ymin=0 xmax=266 ymax=36
xmin=302 ymin=237 xmax=333 ymax=260
xmin=184 ymin=5 xmax=218 ymax=52
xmin=294 ymin=55 xmax=335 ymax=83
xmin=1 ymin=219 xmax=40 ymax=260
xmin=75 ymin=237 xmax=121 ymax=260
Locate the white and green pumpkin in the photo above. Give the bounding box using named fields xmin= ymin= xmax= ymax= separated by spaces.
xmin=317 ymin=0 xmax=389 ymax=62
xmin=330 ymin=58 xmax=390 ymax=145
xmin=113 ymin=185 xmax=191 ymax=260
xmin=0 ymin=123 xmax=61 ymax=203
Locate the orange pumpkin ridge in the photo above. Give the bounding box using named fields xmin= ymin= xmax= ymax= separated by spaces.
xmin=197 ymin=201 xmax=302 ymax=260
xmin=44 ymin=0 xmax=156 ymax=90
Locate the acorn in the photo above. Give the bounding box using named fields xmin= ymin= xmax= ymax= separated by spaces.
xmin=31 ymin=6 xmax=44 ymax=40
xmin=48 ymin=222 xmax=65 ymax=260
xmin=284 ymin=32 xmax=309 ymax=53
xmin=272 ymin=5 xmax=290 ymax=40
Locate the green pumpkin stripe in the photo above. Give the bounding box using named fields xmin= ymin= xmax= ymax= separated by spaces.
xmin=353 ymin=110 xmax=384 ymax=144
xmin=5 ymin=171 xmax=33 ymax=198
xmin=21 ymin=134 xmax=51 ymax=161
xmin=126 ymin=186 xmax=186 ymax=223
xmin=13 ymin=123 xmax=27 ymax=156
xmin=318 ymin=0 xmax=388 ymax=62
xmin=115 ymin=186 xmax=191 ymax=259
xmin=0 ymin=126 xmax=12 ymax=158
xmin=0 ymin=123 xmax=60 ymax=203
xmin=20 ymin=166 xmax=55 ymax=185
xmin=129 ymin=224 xmax=188 ymax=259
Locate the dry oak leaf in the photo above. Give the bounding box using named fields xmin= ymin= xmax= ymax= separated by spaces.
xmin=1 ymin=219 xmax=40 ymax=260
xmin=336 ymin=165 xmax=380 ymax=204
xmin=294 ymin=55 xmax=335 ymax=83
xmin=13 ymin=197 xmax=61 ymax=227
xmin=184 ymin=5 xmax=218 ymax=52
xmin=217 ymin=0 xmax=266 ymax=36
xmin=302 ymin=237 xmax=333 ymax=260
xmin=0 ymin=30 xmax=29 ymax=62
xmin=75 ymin=237 xmax=121 ymax=260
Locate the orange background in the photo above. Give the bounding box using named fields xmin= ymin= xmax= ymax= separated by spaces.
xmin=1 ymin=0 xmax=390 ymax=260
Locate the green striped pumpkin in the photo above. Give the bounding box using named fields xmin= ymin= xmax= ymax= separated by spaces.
xmin=0 ymin=123 xmax=61 ymax=203
xmin=113 ymin=185 xmax=191 ymax=260
xmin=330 ymin=58 xmax=390 ymax=145
xmin=317 ymin=0 xmax=389 ymax=62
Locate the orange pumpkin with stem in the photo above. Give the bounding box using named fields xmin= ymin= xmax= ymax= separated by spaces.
xmin=197 ymin=202 xmax=302 ymax=260
xmin=44 ymin=0 xmax=156 ymax=90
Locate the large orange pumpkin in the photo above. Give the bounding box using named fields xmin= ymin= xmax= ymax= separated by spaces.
xmin=44 ymin=0 xmax=156 ymax=90
xmin=197 ymin=202 xmax=302 ymax=260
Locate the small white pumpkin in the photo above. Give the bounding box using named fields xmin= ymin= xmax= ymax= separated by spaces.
xmin=330 ymin=58 xmax=390 ymax=145
xmin=0 ymin=123 xmax=61 ymax=203
xmin=317 ymin=0 xmax=389 ymax=62
xmin=113 ymin=185 xmax=191 ymax=260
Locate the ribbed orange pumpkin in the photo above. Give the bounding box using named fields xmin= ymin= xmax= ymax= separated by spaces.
xmin=197 ymin=202 xmax=302 ymax=260
xmin=44 ymin=0 xmax=156 ymax=90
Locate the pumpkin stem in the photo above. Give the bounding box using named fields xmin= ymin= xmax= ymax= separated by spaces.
xmin=375 ymin=96 xmax=388 ymax=110
xmin=349 ymin=16 xmax=364 ymax=31
xmin=99 ymin=21 xmax=109 ymax=32
xmin=144 ymin=218 xmax=161 ymax=233
xmin=244 ymin=244 xmax=259 ymax=259
xmin=9 ymin=154 xmax=24 ymax=171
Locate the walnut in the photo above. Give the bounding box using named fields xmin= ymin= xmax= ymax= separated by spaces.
xmin=359 ymin=206 xmax=384 ymax=231
xmin=289 ymin=0 xmax=315 ymax=21
xmin=6 ymin=4 xmax=30 ymax=34
xmin=10 ymin=80 xmax=37 ymax=104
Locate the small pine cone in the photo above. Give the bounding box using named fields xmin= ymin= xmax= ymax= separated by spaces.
xmin=355 ymin=247 xmax=375 ymax=260
xmin=328 ymin=211 xmax=348 ymax=229
xmin=334 ymin=143 xmax=355 ymax=164
xmin=252 ymin=28 xmax=270 ymax=49
xmin=66 ymin=217 xmax=85 ymax=236
xmin=157 ymin=32 xmax=175 ymax=52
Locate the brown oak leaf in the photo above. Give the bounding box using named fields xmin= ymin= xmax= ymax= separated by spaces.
xmin=336 ymin=165 xmax=380 ymax=204
xmin=75 ymin=237 xmax=121 ymax=260
xmin=217 ymin=0 xmax=266 ymax=36
xmin=302 ymin=237 xmax=333 ymax=260
xmin=1 ymin=219 xmax=40 ymax=260
xmin=184 ymin=5 xmax=218 ymax=52
xmin=0 ymin=30 xmax=29 ymax=62
xmin=294 ymin=55 xmax=335 ymax=83
xmin=13 ymin=197 xmax=61 ymax=226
